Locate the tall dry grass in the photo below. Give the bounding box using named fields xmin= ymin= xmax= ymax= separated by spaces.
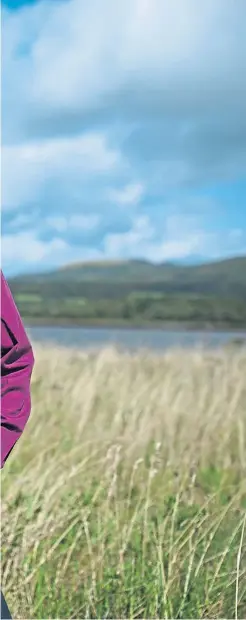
xmin=1 ymin=344 xmax=246 ymax=619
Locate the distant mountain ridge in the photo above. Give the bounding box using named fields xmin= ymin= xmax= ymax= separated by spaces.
xmin=8 ymin=256 xmax=246 ymax=300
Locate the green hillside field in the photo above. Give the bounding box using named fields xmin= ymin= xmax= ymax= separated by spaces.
xmin=8 ymin=256 xmax=246 ymax=328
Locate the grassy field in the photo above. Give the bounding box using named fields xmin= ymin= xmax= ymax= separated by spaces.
xmin=1 ymin=344 xmax=246 ymax=619
xmin=12 ymin=290 xmax=246 ymax=328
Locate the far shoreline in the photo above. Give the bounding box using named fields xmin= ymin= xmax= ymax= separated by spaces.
xmin=24 ymin=316 xmax=246 ymax=333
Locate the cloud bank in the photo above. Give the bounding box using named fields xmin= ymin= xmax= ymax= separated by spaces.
xmin=2 ymin=0 xmax=246 ymax=274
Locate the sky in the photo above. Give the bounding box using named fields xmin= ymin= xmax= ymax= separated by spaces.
xmin=1 ymin=0 xmax=246 ymax=276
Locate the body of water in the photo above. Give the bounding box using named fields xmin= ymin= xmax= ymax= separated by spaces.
xmin=26 ymin=325 xmax=246 ymax=351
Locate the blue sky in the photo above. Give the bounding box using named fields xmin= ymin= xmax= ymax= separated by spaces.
xmin=2 ymin=0 xmax=246 ymax=276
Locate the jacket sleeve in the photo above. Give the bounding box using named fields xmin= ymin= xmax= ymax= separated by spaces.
xmin=1 ymin=270 xmax=34 ymax=468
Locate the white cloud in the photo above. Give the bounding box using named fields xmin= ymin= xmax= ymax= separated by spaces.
xmin=1 ymin=229 xmax=103 ymax=274
xmin=153 ymin=216 xmax=211 ymax=262
xmin=7 ymin=211 xmax=39 ymax=229
xmin=5 ymin=0 xmax=245 ymax=115
xmin=46 ymin=214 xmax=100 ymax=233
xmin=2 ymin=230 xmax=67 ymax=265
xmin=2 ymin=132 xmax=122 ymax=210
xmin=103 ymin=214 xmax=246 ymax=263
xmin=2 ymin=214 xmax=246 ymax=276
xmin=104 ymin=215 xmax=154 ymax=256
xmin=3 ymin=0 xmax=246 ymax=162
xmin=103 ymin=214 xmax=203 ymax=261
xmin=2 ymin=0 xmax=246 ymax=190
xmin=109 ymin=183 xmax=144 ymax=206
xmin=1 ymin=0 xmax=245 ymax=273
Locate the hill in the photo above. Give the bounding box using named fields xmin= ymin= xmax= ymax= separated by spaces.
xmin=8 ymin=256 xmax=246 ymax=299
xmin=7 ymin=256 xmax=246 ymax=328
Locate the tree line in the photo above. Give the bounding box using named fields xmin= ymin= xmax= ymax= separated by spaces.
xmin=14 ymin=292 xmax=246 ymax=327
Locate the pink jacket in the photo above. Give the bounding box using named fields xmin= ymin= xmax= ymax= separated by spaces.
xmin=1 ymin=271 xmax=34 ymax=468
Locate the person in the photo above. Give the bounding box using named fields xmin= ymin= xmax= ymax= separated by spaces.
xmin=1 ymin=271 xmax=34 ymax=620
